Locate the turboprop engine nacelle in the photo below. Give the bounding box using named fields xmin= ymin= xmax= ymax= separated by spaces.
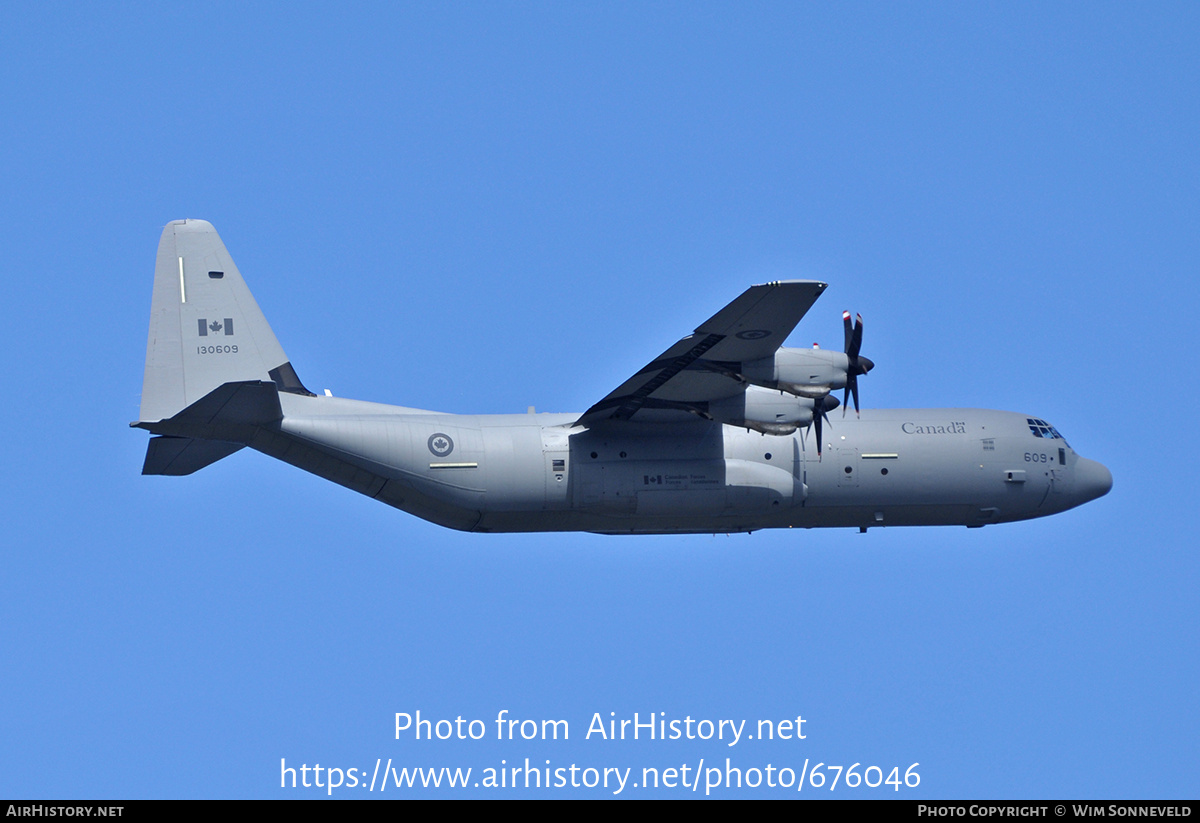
xmin=709 ymin=385 xmax=828 ymax=435
xmin=741 ymin=347 xmax=851 ymax=398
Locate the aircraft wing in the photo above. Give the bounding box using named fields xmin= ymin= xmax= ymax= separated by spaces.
xmin=577 ymin=280 xmax=827 ymax=427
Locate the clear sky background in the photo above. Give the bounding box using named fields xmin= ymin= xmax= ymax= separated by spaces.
xmin=1 ymin=3 xmax=1196 ymax=799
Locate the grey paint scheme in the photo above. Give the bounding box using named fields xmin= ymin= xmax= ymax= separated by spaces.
xmin=135 ymin=220 xmax=1112 ymax=534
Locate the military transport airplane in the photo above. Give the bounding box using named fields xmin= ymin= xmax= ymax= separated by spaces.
xmin=134 ymin=219 xmax=1111 ymax=534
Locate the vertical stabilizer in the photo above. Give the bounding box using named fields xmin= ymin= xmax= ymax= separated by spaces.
xmin=139 ymin=219 xmax=310 ymax=423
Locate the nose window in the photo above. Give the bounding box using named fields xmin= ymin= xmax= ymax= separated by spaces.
xmin=1028 ymin=418 xmax=1069 ymax=447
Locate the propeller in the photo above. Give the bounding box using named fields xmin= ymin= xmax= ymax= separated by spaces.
xmin=841 ymin=311 xmax=875 ymax=417
xmin=810 ymin=394 xmax=839 ymax=458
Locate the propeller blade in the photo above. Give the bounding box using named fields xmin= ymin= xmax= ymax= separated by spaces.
xmin=812 ymin=394 xmax=837 ymax=457
xmin=847 ymin=312 xmax=863 ymax=360
xmin=813 ymin=404 xmax=824 ymax=458
xmin=844 ymin=374 xmax=860 ymax=418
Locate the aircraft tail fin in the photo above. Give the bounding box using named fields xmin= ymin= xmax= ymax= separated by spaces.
xmin=138 ymin=219 xmax=313 ymax=424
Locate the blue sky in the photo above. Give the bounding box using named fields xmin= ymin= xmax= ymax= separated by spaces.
xmin=1 ymin=3 xmax=1196 ymax=798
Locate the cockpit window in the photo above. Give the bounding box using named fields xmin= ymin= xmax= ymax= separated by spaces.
xmin=1027 ymin=418 xmax=1068 ymax=445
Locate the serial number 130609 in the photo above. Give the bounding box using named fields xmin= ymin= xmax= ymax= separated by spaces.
xmin=197 ymin=345 xmax=238 ymax=354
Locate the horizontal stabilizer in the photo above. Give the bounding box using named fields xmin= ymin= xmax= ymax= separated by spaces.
xmin=171 ymin=380 xmax=283 ymax=427
xmin=134 ymin=380 xmax=283 ymax=444
xmin=142 ymin=437 xmax=244 ymax=476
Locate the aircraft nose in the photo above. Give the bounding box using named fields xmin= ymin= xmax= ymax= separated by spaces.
xmin=1075 ymin=457 xmax=1113 ymax=503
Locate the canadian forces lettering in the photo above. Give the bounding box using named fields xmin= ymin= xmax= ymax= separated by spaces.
xmin=901 ymin=422 xmax=966 ymax=435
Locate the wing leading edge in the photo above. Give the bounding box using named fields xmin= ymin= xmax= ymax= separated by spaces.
xmin=577 ymin=280 xmax=828 ymax=427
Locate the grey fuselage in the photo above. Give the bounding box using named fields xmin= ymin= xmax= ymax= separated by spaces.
xmin=249 ymin=394 xmax=1111 ymax=534
xmin=136 ymin=220 xmax=1111 ymax=534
